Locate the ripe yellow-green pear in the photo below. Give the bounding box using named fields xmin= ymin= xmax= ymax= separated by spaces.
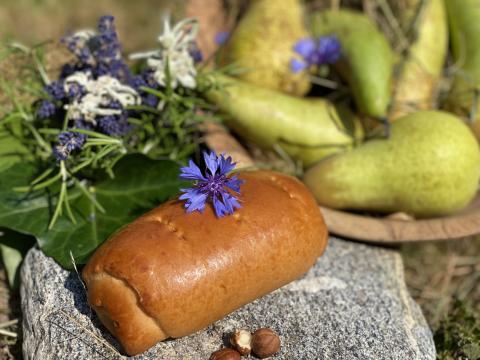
xmin=204 ymin=74 xmax=363 ymax=167
xmin=220 ymin=0 xmax=311 ymax=96
xmin=304 ymin=111 xmax=480 ymax=217
xmin=445 ymin=0 xmax=480 ymax=141
xmin=310 ymin=9 xmax=393 ymax=119
xmin=389 ymin=0 xmax=448 ymax=120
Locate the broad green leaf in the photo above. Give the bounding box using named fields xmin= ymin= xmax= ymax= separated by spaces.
xmin=0 ymin=228 xmax=35 ymax=289
xmin=0 ymin=124 xmax=30 ymax=172
xmin=0 ymin=154 xmax=185 ymax=269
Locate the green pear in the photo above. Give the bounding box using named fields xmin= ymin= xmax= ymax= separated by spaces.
xmin=310 ymin=10 xmax=393 ymax=119
xmin=304 ymin=111 xmax=480 ymax=217
xmin=220 ymin=0 xmax=311 ymax=96
xmin=390 ymin=0 xmax=448 ymax=120
xmin=445 ymin=0 xmax=480 ymax=141
xmin=204 ymin=74 xmax=363 ymax=167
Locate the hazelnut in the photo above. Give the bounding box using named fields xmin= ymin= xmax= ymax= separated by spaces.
xmin=229 ymin=329 xmax=252 ymax=355
xmin=209 ymin=348 xmax=241 ymax=360
xmin=251 ymin=328 xmax=281 ymax=359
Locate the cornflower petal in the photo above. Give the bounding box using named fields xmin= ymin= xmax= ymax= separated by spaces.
xmin=225 ymin=175 xmax=244 ymax=193
xmin=203 ymin=151 xmax=219 ymax=175
xmin=179 ymin=188 xmax=208 ymax=213
xmin=317 ymin=35 xmax=341 ymax=65
xmin=222 ymin=192 xmax=241 ymax=213
xmin=212 ymin=194 xmax=228 ymax=217
xmin=293 ymin=38 xmax=316 ymax=58
xmin=290 ymin=58 xmax=308 ymax=73
xmin=217 ymin=154 xmax=235 ymax=174
xmin=179 ymin=160 xmax=207 ymax=181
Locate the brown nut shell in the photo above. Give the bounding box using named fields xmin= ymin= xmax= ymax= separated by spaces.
xmin=209 ymin=348 xmax=241 ymax=360
xmin=251 ymin=328 xmax=281 ymax=359
xmin=229 ymin=329 xmax=252 ymax=355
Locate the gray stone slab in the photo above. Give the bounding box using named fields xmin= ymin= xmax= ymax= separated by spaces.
xmin=21 ymin=237 xmax=436 ymax=359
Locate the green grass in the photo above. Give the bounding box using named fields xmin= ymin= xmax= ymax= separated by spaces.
xmin=435 ymin=299 xmax=480 ymax=360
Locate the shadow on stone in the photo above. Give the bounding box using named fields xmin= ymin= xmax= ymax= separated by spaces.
xmin=64 ymin=272 xmax=91 ymax=316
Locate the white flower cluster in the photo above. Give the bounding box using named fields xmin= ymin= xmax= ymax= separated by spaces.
xmin=63 ymin=72 xmax=141 ymax=123
xmin=130 ymin=17 xmax=199 ymax=90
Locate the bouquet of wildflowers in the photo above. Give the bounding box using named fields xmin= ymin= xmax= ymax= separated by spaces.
xmin=0 ymin=15 xmax=223 ymax=273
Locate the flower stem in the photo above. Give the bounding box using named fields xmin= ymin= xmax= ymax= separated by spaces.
xmin=14 ymin=172 xmax=62 ymax=192
xmin=73 ymin=179 xmax=105 ymax=213
xmin=48 ymin=162 xmax=76 ymax=229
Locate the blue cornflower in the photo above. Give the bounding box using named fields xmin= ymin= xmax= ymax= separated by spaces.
xmin=293 ymin=38 xmax=316 ymax=59
xmin=317 ymin=36 xmax=341 ymax=64
xmin=291 ymin=35 xmax=341 ymax=73
xmin=290 ymin=58 xmax=308 ymax=73
xmin=53 ymin=131 xmax=86 ymax=161
xmin=37 ymin=100 xmax=56 ymax=118
xmin=179 ymin=151 xmax=244 ymax=218
xmin=215 ymin=31 xmax=230 ymax=45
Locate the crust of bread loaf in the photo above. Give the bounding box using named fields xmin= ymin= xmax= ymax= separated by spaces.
xmin=86 ymin=272 xmax=167 ymax=355
xmin=82 ymin=170 xmax=328 ymax=355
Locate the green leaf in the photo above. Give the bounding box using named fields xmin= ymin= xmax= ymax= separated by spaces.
xmin=0 ymin=228 xmax=35 ymax=289
xmin=0 ymin=124 xmax=30 ymax=172
xmin=0 ymin=154 xmax=185 ymax=269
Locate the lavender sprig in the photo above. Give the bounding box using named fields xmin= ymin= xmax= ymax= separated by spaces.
xmin=4 ymin=14 xmax=218 ymax=231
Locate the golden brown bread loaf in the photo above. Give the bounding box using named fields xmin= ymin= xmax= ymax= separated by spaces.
xmin=82 ymin=170 xmax=328 ymax=355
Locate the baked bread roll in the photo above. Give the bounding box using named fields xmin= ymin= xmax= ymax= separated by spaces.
xmin=82 ymin=170 xmax=328 ymax=355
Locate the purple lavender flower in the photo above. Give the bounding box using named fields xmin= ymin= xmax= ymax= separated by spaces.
xmin=129 ymin=74 xmax=146 ymax=89
xmin=53 ymin=145 xmax=70 ymax=161
xmin=179 ymin=151 xmax=244 ymax=217
xmin=215 ymin=31 xmax=230 ymax=45
xmin=66 ymin=82 xmax=85 ymax=99
xmin=37 ymin=100 xmax=56 ymax=118
xmin=98 ymin=15 xmax=115 ymax=33
xmin=53 ymin=131 xmax=86 ymax=161
xmin=129 ymin=73 xmax=159 ymax=107
xmin=142 ymin=93 xmax=159 ymax=108
xmin=44 ymin=81 xmax=65 ymax=100
xmin=61 ymin=15 xmax=131 ymax=82
xmin=189 ymin=42 xmax=203 ymax=63
xmin=98 ymin=115 xmax=132 ymax=136
xmin=73 ymin=119 xmax=93 ymax=131
xmin=58 ymin=131 xmax=87 ymax=150
xmin=291 ymin=35 xmax=341 ymax=73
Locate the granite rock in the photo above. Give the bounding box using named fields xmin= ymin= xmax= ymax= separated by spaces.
xmin=21 ymin=237 xmax=436 ymax=359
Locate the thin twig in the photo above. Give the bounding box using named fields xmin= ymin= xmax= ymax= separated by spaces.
xmin=0 ymin=328 xmax=17 ymax=338
xmin=331 ymin=0 xmax=341 ymax=11
xmin=376 ymin=0 xmax=409 ymax=51
xmin=0 ymin=319 xmax=18 ymax=329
